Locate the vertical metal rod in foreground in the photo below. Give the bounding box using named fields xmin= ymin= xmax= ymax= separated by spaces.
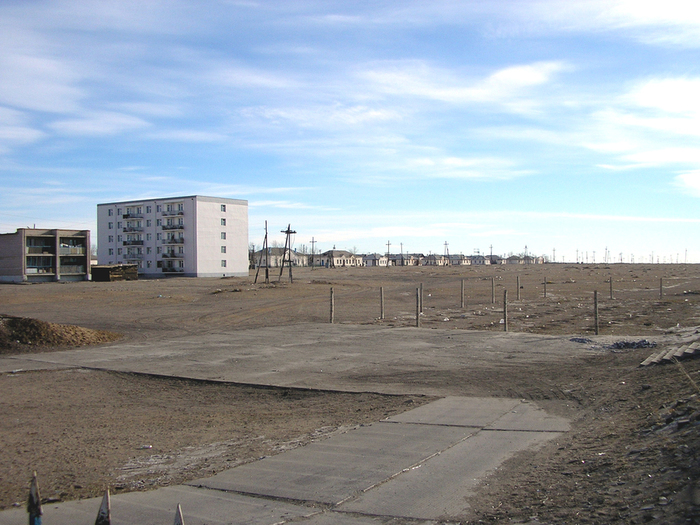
xmin=660 ymin=277 xmax=663 ymax=299
xmin=95 ymin=489 xmax=111 ymax=525
xmin=380 ymin=287 xmax=385 ymax=320
xmin=419 ymin=282 xmax=424 ymax=313
xmin=609 ymin=277 xmax=614 ymax=300
xmin=516 ymin=275 xmax=521 ymax=301
xmin=460 ymin=279 xmax=465 ymax=309
xmin=503 ymin=289 xmax=508 ymax=332
xmin=594 ymin=290 xmax=599 ymax=335
xmin=330 ymin=287 xmax=335 ymax=324
xmin=28 ymin=472 xmax=42 ymax=525
xmin=491 ymin=277 xmax=495 ymax=304
xmin=416 ymin=288 xmax=421 ymax=327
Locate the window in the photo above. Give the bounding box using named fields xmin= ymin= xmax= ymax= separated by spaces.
xmin=157 ymin=247 xmax=162 ymax=254
xmin=156 ymin=233 xmax=162 ymax=240
xmin=178 ymin=203 xmax=184 ymax=211
xmin=146 ymin=219 xmax=152 ymax=227
xmin=146 ymin=260 xmax=152 ymax=268
xmin=146 ymin=247 xmax=152 ymax=254
xmin=146 ymin=205 xmax=152 ymax=213
xmin=108 ymin=248 xmax=114 ymax=256
xmin=221 ymin=218 xmax=226 ymax=226
xmin=221 ymin=232 xmax=226 ymax=240
xmin=117 ymin=208 xmax=122 ymax=216
xmin=117 ymin=221 xmax=122 ymax=229
xmin=108 ymin=209 xmax=113 ymax=216
xmin=156 ymin=205 xmax=162 ymax=212
xmin=221 ymin=204 xmax=226 ymax=212
xmin=117 ymin=235 xmax=122 ymax=242
xmin=156 ymin=219 xmax=162 ymax=226
xmin=221 ymin=260 xmax=227 ymax=267
xmin=108 ymin=235 xmax=113 ymax=242
xmin=221 ymin=246 xmax=226 ymax=253
xmin=146 ymin=233 xmax=152 ymax=241
xmin=108 ymin=222 xmax=113 ymax=229
xmin=117 ymin=248 xmax=122 ymax=255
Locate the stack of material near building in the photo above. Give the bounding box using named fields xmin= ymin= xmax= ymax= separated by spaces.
xmin=640 ymin=340 xmax=700 ymax=366
xmin=91 ymin=264 xmax=138 ymax=282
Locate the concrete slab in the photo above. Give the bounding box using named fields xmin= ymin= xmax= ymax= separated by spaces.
xmin=0 ymin=485 xmax=314 ymax=525
xmin=486 ymin=400 xmax=570 ymax=432
xmin=0 ymin=356 xmax=73 ymax=373
xmin=301 ymin=511 xmax=438 ymax=524
xmin=384 ymin=396 xmax=520 ymax=427
xmin=339 ymin=429 xmax=561 ymax=520
xmin=189 ymin=422 xmax=475 ymax=505
xmin=2 ymin=323 xmax=602 ymax=395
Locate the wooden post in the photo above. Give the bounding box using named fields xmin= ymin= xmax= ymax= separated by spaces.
xmin=330 ymin=287 xmax=335 ymax=324
xmin=594 ymin=290 xmax=599 ymax=335
xmin=28 ymin=472 xmax=42 ymax=525
xmin=543 ymin=277 xmax=547 ymax=298
xmin=609 ymin=277 xmax=614 ymax=300
xmin=491 ymin=277 xmax=495 ymax=304
xmin=660 ymin=277 xmax=663 ymax=299
xmin=460 ymin=279 xmax=465 ymax=309
xmin=416 ymin=287 xmax=421 ymax=327
xmin=419 ymin=282 xmax=424 ymax=313
xmin=380 ymin=287 xmax=385 ymax=320
xmin=516 ymin=275 xmax=521 ymax=301
xmin=503 ymin=289 xmax=508 ymax=332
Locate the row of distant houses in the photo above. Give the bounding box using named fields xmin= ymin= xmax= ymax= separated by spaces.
xmin=251 ymin=248 xmax=545 ymax=268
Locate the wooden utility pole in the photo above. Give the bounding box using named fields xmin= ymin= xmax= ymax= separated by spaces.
xmin=278 ymin=224 xmax=297 ymax=283
xmin=310 ymin=237 xmax=316 ymax=270
xmin=594 ymin=290 xmax=599 ymax=335
xmin=503 ymin=290 xmax=508 ymax=332
xmin=254 ymin=221 xmax=269 ymax=284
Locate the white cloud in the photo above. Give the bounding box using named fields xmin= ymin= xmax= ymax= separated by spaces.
xmin=145 ymin=130 xmax=227 ymax=142
xmin=675 ymin=171 xmax=700 ymax=197
xmin=49 ymin=112 xmax=150 ymax=136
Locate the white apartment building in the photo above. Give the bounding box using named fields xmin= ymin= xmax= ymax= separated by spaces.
xmin=97 ymin=195 xmax=248 ymax=277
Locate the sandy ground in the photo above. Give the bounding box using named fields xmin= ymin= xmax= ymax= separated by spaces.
xmin=1 ymin=263 xmax=700 ymax=523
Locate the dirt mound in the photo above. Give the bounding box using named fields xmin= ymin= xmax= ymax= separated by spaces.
xmin=0 ymin=315 xmax=121 ymax=354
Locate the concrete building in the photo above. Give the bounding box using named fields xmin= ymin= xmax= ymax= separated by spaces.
xmin=97 ymin=196 xmax=248 ymax=277
xmin=251 ymin=247 xmax=309 ymax=268
xmin=0 ymin=228 xmax=91 ymax=283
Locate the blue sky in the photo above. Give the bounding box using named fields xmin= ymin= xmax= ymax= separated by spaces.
xmin=1 ymin=1 xmax=699 ymax=263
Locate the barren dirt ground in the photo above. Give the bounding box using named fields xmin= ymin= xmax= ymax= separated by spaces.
xmin=1 ymin=263 xmax=700 ymax=524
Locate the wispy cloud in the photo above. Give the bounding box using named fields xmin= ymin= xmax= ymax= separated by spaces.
xmin=49 ymin=111 xmax=150 ymax=136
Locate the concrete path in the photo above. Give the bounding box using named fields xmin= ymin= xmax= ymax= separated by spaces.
xmin=0 ymin=397 xmax=568 ymax=525
xmin=0 ymin=323 xmax=602 ymax=395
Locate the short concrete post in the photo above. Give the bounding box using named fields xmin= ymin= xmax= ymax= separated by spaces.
xmin=503 ymin=289 xmax=508 ymax=332
xmin=491 ymin=277 xmax=495 ymax=304
xmin=330 ymin=287 xmax=335 ymax=324
xmin=516 ymin=275 xmax=521 ymax=301
xmin=594 ymin=290 xmax=599 ymax=335
xmin=416 ymin=287 xmax=421 ymax=327
xmin=460 ymin=278 xmax=465 ymax=309
xmin=609 ymin=277 xmax=614 ymax=300
xmin=380 ymin=286 xmax=385 ymax=320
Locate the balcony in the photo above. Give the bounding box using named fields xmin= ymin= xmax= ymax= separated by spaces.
xmin=162 ymin=252 xmax=184 ymax=259
xmin=59 ymin=265 xmax=87 ymax=274
xmin=162 ymin=224 xmax=184 ymax=230
xmin=122 ymin=213 xmax=143 ymax=219
xmin=59 ymin=247 xmax=86 ymax=255
xmin=25 ymin=267 xmax=54 ymax=274
xmin=123 ymin=240 xmax=144 ymax=246
xmin=162 ymin=267 xmax=184 ymax=273
xmin=124 ymin=254 xmax=143 ymax=260
xmin=123 ymin=226 xmax=143 ymax=232
xmin=163 ymin=238 xmax=184 ymax=245
xmin=161 ymin=210 xmax=184 ymax=217
xmin=26 ymin=247 xmax=54 ymax=255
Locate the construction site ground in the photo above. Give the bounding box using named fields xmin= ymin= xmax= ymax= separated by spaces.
xmin=1 ymin=263 xmax=700 ymax=523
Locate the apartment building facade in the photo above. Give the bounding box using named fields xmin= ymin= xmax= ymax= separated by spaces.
xmin=0 ymin=228 xmax=91 ymax=283
xmin=97 ymin=196 xmax=248 ymax=277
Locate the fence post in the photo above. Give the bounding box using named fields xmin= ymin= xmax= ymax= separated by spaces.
xmin=517 ymin=275 xmax=521 ymax=301
xmin=503 ymin=289 xmax=508 ymax=332
xmin=330 ymin=287 xmax=335 ymax=324
xmin=609 ymin=277 xmax=614 ymax=300
xmin=460 ymin=278 xmax=465 ymax=309
xmin=380 ymin=287 xmax=385 ymax=320
xmin=491 ymin=277 xmax=495 ymax=304
xmin=660 ymin=277 xmax=663 ymax=299
xmin=416 ymin=287 xmax=421 ymax=327
xmin=420 ymin=282 xmax=424 ymax=313
xmin=543 ymin=276 xmax=547 ymax=298
xmin=28 ymin=472 xmax=42 ymax=525
xmin=594 ymin=290 xmax=599 ymax=335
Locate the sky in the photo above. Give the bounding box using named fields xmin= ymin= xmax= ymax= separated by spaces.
xmin=1 ymin=1 xmax=699 ymax=263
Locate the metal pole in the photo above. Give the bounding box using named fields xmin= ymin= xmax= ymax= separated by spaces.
xmin=330 ymin=287 xmax=335 ymax=324
xmin=609 ymin=277 xmax=613 ymax=300
xmin=420 ymin=282 xmax=424 ymax=313
xmin=380 ymin=286 xmax=385 ymax=320
xmin=460 ymin=278 xmax=465 ymax=309
xmin=543 ymin=277 xmax=547 ymax=298
xmin=594 ymin=290 xmax=599 ymax=335
xmin=491 ymin=277 xmax=495 ymax=304
xmin=416 ymin=287 xmax=421 ymax=327
xmin=659 ymin=277 xmax=663 ymax=299
xmin=516 ymin=275 xmax=521 ymax=301
xmin=503 ymin=289 xmax=508 ymax=332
